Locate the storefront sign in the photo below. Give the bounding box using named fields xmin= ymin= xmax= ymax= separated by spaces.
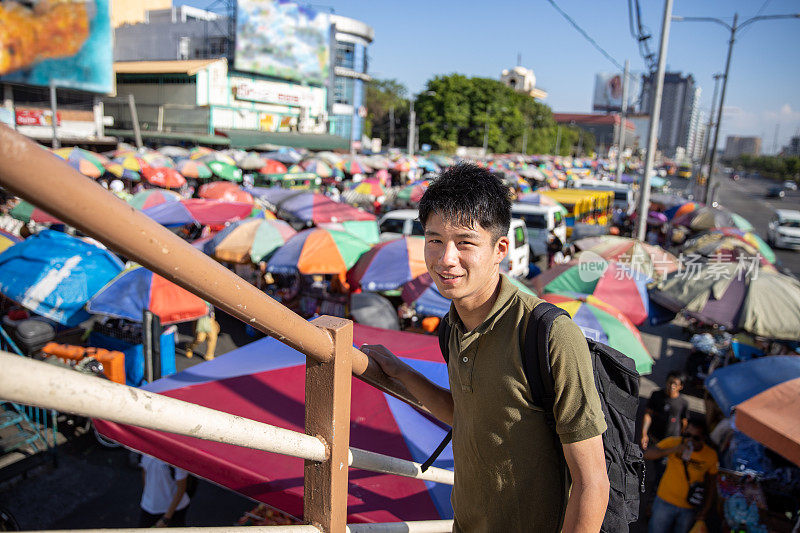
xmin=16 ymin=109 xmax=61 ymax=126
xmin=231 ymin=78 xmax=319 ymax=108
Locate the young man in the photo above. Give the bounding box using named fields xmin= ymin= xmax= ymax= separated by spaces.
xmin=640 ymin=372 xmax=689 ymax=451
xmin=364 ymin=164 xmax=609 ymax=532
xmin=139 ymin=454 xmax=191 ymax=527
xmin=643 ymin=417 xmax=718 ymax=533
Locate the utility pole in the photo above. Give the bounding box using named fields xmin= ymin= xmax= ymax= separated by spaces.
xmin=615 ymin=59 xmax=630 ymax=183
xmin=554 ymin=125 xmax=561 ymax=156
xmin=522 ymin=128 xmax=528 ymax=154
xmin=698 ymin=73 xmax=723 ymax=199
xmin=49 ymin=81 xmax=60 ymax=149
xmin=636 ymin=0 xmax=674 ymax=242
xmin=773 ymin=123 xmax=780 ymax=154
xmin=482 ymin=109 xmax=490 ymax=155
xmin=407 ymin=99 xmax=416 ymax=156
xmin=388 ymin=106 xmax=395 ymax=148
xmin=128 ymin=93 xmax=143 ymax=149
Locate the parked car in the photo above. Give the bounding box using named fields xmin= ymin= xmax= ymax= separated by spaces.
xmin=767 ymin=209 xmax=800 ymax=249
xmin=378 ymin=209 xmax=530 ymax=278
xmin=783 ymin=180 xmax=798 ymax=191
xmin=766 ymin=186 xmax=786 ymax=199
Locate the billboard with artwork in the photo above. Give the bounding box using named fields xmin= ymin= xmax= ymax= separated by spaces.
xmin=592 ymin=72 xmax=640 ymax=113
xmin=0 ymin=0 xmax=113 ymax=94
xmin=235 ymin=0 xmax=330 ymax=86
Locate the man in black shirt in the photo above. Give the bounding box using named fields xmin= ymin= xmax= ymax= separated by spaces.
xmin=641 ymin=372 xmax=689 ymax=450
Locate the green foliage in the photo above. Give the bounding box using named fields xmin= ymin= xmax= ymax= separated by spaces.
xmin=365 ymin=78 xmax=409 ymax=148
xmin=734 ymin=154 xmax=800 ymax=179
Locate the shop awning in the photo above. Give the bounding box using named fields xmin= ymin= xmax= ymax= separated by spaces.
xmin=105 ymin=129 xmax=231 ymax=146
xmin=218 ymin=129 xmax=349 ymax=151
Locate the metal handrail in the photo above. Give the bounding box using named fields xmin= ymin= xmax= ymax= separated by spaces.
xmin=21 ymin=520 xmax=456 ymax=533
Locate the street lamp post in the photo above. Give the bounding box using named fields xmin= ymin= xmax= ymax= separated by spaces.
xmin=672 ymin=12 xmax=800 ymax=204
xmin=696 ymin=73 xmax=723 ymax=199
xmin=407 ymin=91 xmax=436 ymax=157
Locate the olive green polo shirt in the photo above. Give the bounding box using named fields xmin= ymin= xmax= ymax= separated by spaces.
xmin=447 ymin=274 xmax=606 ymax=533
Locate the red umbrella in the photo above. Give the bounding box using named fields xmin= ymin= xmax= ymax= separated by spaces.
xmin=142 ymin=167 xmax=187 ymax=189
xmin=198 ymin=181 xmax=254 ymax=204
xmin=258 ymin=159 xmax=288 ymax=175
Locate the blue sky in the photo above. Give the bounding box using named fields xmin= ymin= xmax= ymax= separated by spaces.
xmin=186 ymin=0 xmax=800 ymax=153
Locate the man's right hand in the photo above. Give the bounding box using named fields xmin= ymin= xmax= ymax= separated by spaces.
xmin=361 ymin=344 xmax=411 ymax=380
xmin=640 ymin=434 xmax=649 ymax=450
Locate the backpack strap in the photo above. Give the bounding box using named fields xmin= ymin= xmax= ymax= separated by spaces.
xmin=421 ymin=317 xmax=453 ymax=472
xmin=524 ymin=302 xmax=569 ymax=431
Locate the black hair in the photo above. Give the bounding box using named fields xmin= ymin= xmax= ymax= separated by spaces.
xmin=666 ymin=371 xmax=685 ymax=385
xmin=418 ymin=163 xmax=511 ymax=241
xmin=687 ymin=415 xmax=708 ymax=435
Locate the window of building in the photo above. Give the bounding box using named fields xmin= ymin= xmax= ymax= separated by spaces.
xmin=330 ymin=116 xmax=351 ymax=140
xmin=333 ymin=77 xmax=354 ymax=105
xmin=335 ymin=42 xmax=355 ymax=69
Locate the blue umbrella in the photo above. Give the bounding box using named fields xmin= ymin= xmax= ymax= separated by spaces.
xmin=705 ymin=356 xmax=800 ymax=415
xmin=0 ymin=230 xmax=124 ymax=326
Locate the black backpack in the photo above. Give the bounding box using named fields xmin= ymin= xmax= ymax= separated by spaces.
xmin=425 ymin=301 xmax=643 ymax=532
xmin=169 ymin=466 xmax=199 ymax=499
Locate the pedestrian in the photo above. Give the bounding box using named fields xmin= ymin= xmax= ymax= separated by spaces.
xmin=185 ymin=306 xmax=219 ymax=361
xmin=138 ymin=454 xmax=190 ymax=527
xmin=644 ymin=417 xmax=718 ymax=533
xmin=363 ymin=163 xmax=609 ymax=532
xmin=546 ymin=228 xmax=564 ymax=267
xmin=640 ymin=371 xmax=689 ymax=451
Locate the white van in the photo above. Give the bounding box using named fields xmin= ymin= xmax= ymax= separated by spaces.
xmin=511 ymin=203 xmax=567 ymax=259
xmin=378 ymin=210 xmax=530 ymax=278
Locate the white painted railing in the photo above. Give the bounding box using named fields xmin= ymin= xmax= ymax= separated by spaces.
xmin=21 ymin=520 xmax=456 ymax=533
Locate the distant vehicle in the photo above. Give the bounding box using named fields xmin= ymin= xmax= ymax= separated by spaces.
xmin=729 ymin=172 xmax=740 ymax=181
xmin=511 ymin=203 xmax=567 ymax=259
xmin=378 ymin=210 xmax=530 ymax=278
xmin=783 ymin=180 xmax=798 ymax=191
xmin=567 ymin=179 xmax=636 ymax=214
xmin=766 ymin=186 xmax=786 ymax=199
xmin=677 ymin=164 xmax=692 ymax=179
xmin=767 ymin=209 xmax=800 ymax=249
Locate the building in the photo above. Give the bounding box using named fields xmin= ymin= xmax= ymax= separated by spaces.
xmin=781 ymin=135 xmax=800 ymax=157
xmin=110 ymin=2 xmax=373 ymax=149
xmin=500 ymin=66 xmax=547 ymax=100
xmin=552 ymin=113 xmax=635 ymax=155
xmin=640 ymin=72 xmax=699 ymax=158
xmin=724 ymin=136 xmax=762 ymax=159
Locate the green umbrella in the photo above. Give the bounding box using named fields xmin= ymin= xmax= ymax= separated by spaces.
xmin=730 ymin=213 xmax=755 ymax=232
xmin=208 ymin=160 xmax=243 ymax=182
xmin=319 ymin=220 xmax=380 ymax=245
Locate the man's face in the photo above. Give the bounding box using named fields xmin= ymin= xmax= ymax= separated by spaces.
xmin=683 ymin=425 xmax=704 ymax=450
xmin=666 ymin=377 xmax=683 ymax=397
xmin=423 ymin=211 xmax=509 ymax=305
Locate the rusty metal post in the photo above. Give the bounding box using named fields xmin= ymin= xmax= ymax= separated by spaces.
xmin=304 ymin=316 xmax=353 ymax=533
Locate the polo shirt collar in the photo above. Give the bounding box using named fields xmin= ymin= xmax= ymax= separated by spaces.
xmin=447 ymin=274 xmax=519 ymax=335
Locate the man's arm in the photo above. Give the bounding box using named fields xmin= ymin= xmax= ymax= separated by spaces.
xmin=562 ymin=435 xmax=610 ymax=533
xmin=362 ymin=344 xmax=454 ymax=425
xmin=643 ymin=441 xmax=684 ymax=460
xmin=157 ymin=477 xmax=187 ymax=527
xmin=640 ymin=409 xmax=653 ymax=449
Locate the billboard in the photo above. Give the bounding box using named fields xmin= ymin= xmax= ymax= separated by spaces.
xmin=0 ymin=0 xmax=113 ymax=94
xmin=592 ymin=72 xmax=639 ymax=113
xmin=235 ymin=0 xmax=330 ymax=86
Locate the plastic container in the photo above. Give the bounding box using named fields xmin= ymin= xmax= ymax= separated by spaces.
xmin=13 ymin=319 xmax=55 ymax=354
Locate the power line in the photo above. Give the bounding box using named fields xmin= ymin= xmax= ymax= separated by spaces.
xmin=545 ymin=0 xmax=626 ymax=72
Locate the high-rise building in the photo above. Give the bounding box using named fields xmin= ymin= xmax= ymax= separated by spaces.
xmin=640 ymin=72 xmax=698 ymax=158
xmin=685 ymin=88 xmax=704 ymax=161
xmin=724 ymin=136 xmax=762 ymax=159
xmin=782 ymin=135 xmax=800 ymax=157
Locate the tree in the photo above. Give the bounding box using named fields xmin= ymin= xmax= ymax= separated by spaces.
xmin=365 ymin=78 xmax=409 ymax=148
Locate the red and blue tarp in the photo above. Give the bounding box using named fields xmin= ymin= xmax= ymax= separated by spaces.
xmin=142 ymin=199 xmax=254 ymax=227
xmin=348 ymin=237 xmax=427 ymax=291
xmin=94 ymin=324 xmax=453 ymax=522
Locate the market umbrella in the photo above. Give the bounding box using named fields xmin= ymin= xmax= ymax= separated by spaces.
xmin=86 ymin=264 xmax=208 ymax=324
xmin=352 ymin=179 xmax=385 ymax=198
xmin=347 ymin=237 xmax=427 ymax=291
xmin=339 ymin=159 xmax=369 ymax=175
xmin=396 ymin=181 xmax=429 ymax=203
xmin=705 ymin=356 xmax=800 ymax=416
xmin=542 ymin=294 xmax=653 ymax=375
xmin=236 ymin=152 xmax=267 ymax=171
xmin=207 ymin=160 xmax=243 ymax=182
xmin=128 ymin=189 xmax=182 ymax=210
xmin=94 ymin=324 xmax=454 ymax=522
xmin=317 ymin=220 xmax=380 ymax=245
xmin=112 ymin=154 xmax=150 ymax=173
xmin=141 ymin=167 xmax=187 ymax=189
xmin=301 ymin=158 xmax=333 ymax=178
xmin=262 ymin=150 xmax=302 ymax=165
xmin=709 ymin=228 xmax=776 ymax=265
xmin=9 ymin=200 xmax=62 ymax=224
xmin=258 ymin=159 xmax=288 ymax=175
xmin=142 ymin=199 xmax=254 ymax=227
xmin=735 ymin=374 xmax=800 ymax=467
xmin=202 ymin=218 xmax=296 ymax=264
xmin=665 ymin=201 xmax=701 ymax=220
xmin=532 ymin=259 xmax=651 ymax=325
xmin=189 ymin=146 xmax=215 ymax=159
xmin=0 ymin=230 xmax=123 ymax=326
xmin=573 ymin=235 xmax=680 ymax=281
xmin=651 ymin=264 xmax=800 ymax=339
xmin=672 ymin=206 xmax=735 ymax=232
xmin=198 ymin=181 xmax=254 ymax=204
xmin=730 ymin=213 xmax=755 ymax=232
xmin=267 ymin=228 xmax=371 ymax=276
xmin=248 ymin=188 xmax=376 ymax=225
xmin=287 ymin=164 xmax=305 ymax=174
xmin=681 ymin=234 xmax=775 ymax=268
xmin=0 ymin=229 xmax=21 ymax=253
xmin=102 ymin=161 xmax=141 ymax=182
xmin=52 ymin=147 xmax=107 ymax=178
xmin=175 ymin=159 xmax=213 ymax=180
xmin=198 ymin=152 xmax=237 ymax=167
xmin=158 ymin=146 xmax=190 ymax=159
xmin=402 ymin=273 xmax=535 ymax=318
xmin=141 ymin=153 xmax=175 ymax=169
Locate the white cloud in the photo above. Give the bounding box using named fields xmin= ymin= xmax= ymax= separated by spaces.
xmin=718 ymin=103 xmax=800 ymax=153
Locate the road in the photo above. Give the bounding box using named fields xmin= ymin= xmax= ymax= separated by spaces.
xmin=670 ymin=174 xmax=800 ymax=276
